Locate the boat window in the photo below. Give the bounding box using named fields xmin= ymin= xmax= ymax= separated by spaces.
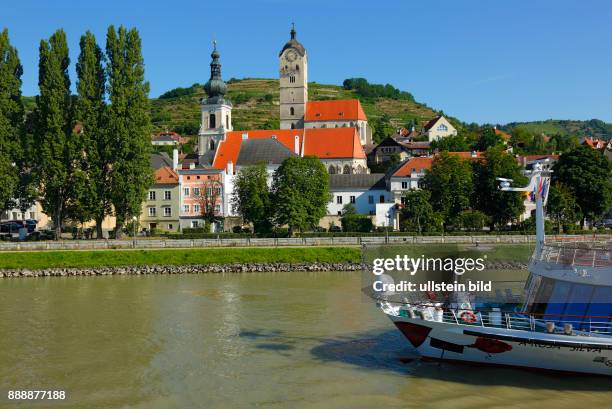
xmin=544 ymin=281 xmax=572 ymax=318
xmin=562 ymin=284 xmax=595 ymax=323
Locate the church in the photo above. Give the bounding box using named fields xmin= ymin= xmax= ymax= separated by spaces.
xmin=196 ymin=26 xmax=372 ymax=175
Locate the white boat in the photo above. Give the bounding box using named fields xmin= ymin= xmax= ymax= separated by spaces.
xmin=379 ymin=162 xmax=612 ymax=375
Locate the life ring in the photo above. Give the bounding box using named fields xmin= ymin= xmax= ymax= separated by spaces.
xmin=459 ymin=311 xmax=478 ymax=323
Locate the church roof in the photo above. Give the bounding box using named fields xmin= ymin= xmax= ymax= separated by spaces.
xmin=279 ymin=26 xmax=306 ymax=57
xmin=212 ymin=128 xmax=366 ymax=172
xmin=304 ymin=99 xmax=367 ymax=122
xmin=329 ymin=173 xmax=386 ymax=190
xmin=236 ymin=138 xmax=297 ymax=166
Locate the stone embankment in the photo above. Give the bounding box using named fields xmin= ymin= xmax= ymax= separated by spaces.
xmin=0 ymin=260 xmax=527 ymax=278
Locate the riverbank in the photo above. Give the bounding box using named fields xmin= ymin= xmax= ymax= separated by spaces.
xmin=0 ymin=244 xmax=532 ymax=278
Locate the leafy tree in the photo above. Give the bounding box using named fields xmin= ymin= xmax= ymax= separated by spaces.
xmin=509 ymin=127 xmax=533 ymax=150
xmin=194 ymin=180 xmax=222 ymax=226
xmin=232 ymin=163 xmax=272 ymax=233
xmin=342 ymin=77 xmax=414 ymax=101
xmin=457 ymin=210 xmax=490 ymax=231
xmin=475 ymin=128 xmax=504 ymax=151
xmin=34 ymin=29 xmax=78 ymax=239
xmin=552 ymin=146 xmax=612 ymax=226
xmin=421 ymin=152 xmax=473 ymax=225
xmin=272 ymin=156 xmax=330 ymax=235
xmin=399 ymin=190 xmax=442 ymax=233
xmin=430 ymin=134 xmax=470 ymax=152
xmin=372 ymin=113 xmax=394 ymax=144
xmin=106 ymin=26 xmax=153 ymax=238
xmin=73 ymin=31 xmax=109 ymax=237
xmin=528 ymin=133 xmax=547 ymax=154
xmin=0 ymin=29 xmax=23 ymax=213
xmin=340 ymin=204 xmax=373 ymax=232
xmin=472 ymin=146 xmax=527 ymax=229
xmin=547 ymin=183 xmax=580 ymax=233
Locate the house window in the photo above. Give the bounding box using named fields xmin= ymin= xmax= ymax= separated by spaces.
xmin=336 ymin=196 xmax=343 ymax=204
xmin=290 ymin=107 xmax=295 ymax=116
xmin=401 ymin=182 xmax=408 ymax=189
xmin=148 ymin=191 xmax=156 ymax=201
xmin=437 ymin=124 xmax=448 ymax=132
xmin=350 ymin=196 xmax=356 ymax=204
xmin=29 ymin=212 xmax=36 ymax=219
xmin=164 ymin=191 xmax=171 ymax=200
xmin=183 ymin=205 xmax=189 ymax=213
xmin=183 ymin=187 xmax=189 ymax=196
xmin=148 ymin=207 xmax=156 ymax=217
xmin=209 ymin=113 xmax=216 ymax=129
xmin=369 ymin=210 xmax=375 ymax=215
xmin=168 ymin=224 xmax=173 ymax=230
xmin=368 ymin=195 xmax=374 ymax=204
xmin=215 ymin=204 xmax=221 ymax=214
xmin=337 ymin=211 xmax=342 ymax=216
xmin=193 ymin=187 xmax=200 ymax=196
xmin=191 ymin=221 xmax=199 ymax=228
xmin=379 ymin=195 xmax=385 ymax=203
xmin=164 ymin=207 xmax=172 ymax=217
xmin=194 ymin=204 xmax=200 ymax=213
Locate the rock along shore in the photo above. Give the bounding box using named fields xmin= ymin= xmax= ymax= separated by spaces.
xmin=0 ymin=260 xmax=527 ymax=278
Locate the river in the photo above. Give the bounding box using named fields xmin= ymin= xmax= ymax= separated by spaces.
xmin=0 ymin=271 xmax=610 ymax=409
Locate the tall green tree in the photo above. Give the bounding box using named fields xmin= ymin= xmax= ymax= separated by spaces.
xmin=472 ymin=146 xmax=527 ymax=229
xmin=399 ymin=190 xmax=441 ymax=233
xmin=105 ymin=26 xmax=153 ymax=238
xmin=34 ymin=29 xmax=77 ymax=239
xmin=232 ymin=163 xmax=272 ymax=233
xmin=73 ymin=31 xmax=109 ymax=237
xmin=272 ymin=156 xmax=330 ymax=235
xmin=421 ymin=152 xmax=473 ymax=226
xmin=547 ymin=183 xmax=580 ymax=233
xmin=430 ymin=134 xmax=470 ymax=152
xmin=0 ymin=29 xmax=23 ymax=213
xmin=475 ymin=128 xmax=504 ymax=151
xmin=552 ymin=146 xmax=611 ymax=226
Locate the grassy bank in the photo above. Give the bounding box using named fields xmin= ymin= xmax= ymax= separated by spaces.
xmin=0 ymin=244 xmax=533 ymax=271
xmin=0 ymin=247 xmax=362 ymax=270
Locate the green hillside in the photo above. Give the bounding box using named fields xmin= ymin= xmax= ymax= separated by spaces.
xmin=149 ymin=78 xmax=439 ymax=137
xmin=502 ymin=119 xmax=612 ymax=140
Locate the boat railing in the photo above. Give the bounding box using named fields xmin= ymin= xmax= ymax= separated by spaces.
xmin=535 ymin=242 xmax=612 ymax=268
xmin=386 ymin=301 xmax=612 ymax=336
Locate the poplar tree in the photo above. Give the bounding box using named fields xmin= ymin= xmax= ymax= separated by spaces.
xmin=35 ymin=29 xmax=76 ymax=239
xmin=0 ymin=29 xmax=23 ymax=213
xmin=105 ymin=26 xmax=152 ymax=238
xmin=74 ymin=31 xmax=109 ymax=238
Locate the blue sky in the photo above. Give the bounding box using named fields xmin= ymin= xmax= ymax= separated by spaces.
xmin=4 ymin=0 xmax=611 ymax=124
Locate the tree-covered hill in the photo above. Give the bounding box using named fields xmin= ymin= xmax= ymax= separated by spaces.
xmin=501 ymin=119 xmax=612 ymax=140
xmin=148 ymin=78 xmax=440 ymax=138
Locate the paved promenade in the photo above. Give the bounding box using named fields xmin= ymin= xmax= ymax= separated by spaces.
xmin=0 ymin=234 xmax=608 ymax=252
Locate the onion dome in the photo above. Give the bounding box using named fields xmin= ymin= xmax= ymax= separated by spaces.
xmin=279 ymin=24 xmax=306 ymax=57
xmin=203 ymin=41 xmax=227 ymax=104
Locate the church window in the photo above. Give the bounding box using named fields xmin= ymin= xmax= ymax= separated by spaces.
xmin=226 ymin=115 xmax=229 ymax=129
xmin=291 ymin=123 xmax=295 ymax=129
xmin=328 ymin=165 xmax=336 ymax=174
xmin=343 ymin=165 xmax=351 ymax=174
xmin=296 ymin=65 xmax=299 ymax=71
xmin=290 ymin=107 xmax=295 ymax=116
xmin=209 ymin=113 xmax=216 ymax=129
xmin=210 ymin=140 xmax=215 ymax=150
xmin=290 ymin=76 xmax=295 ymax=83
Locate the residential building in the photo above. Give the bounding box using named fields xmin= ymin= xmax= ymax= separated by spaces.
xmin=368 ymin=137 xmax=410 ymax=165
xmin=421 ymin=115 xmax=457 ymax=141
xmin=324 ymin=173 xmax=394 ymax=229
xmin=152 ymin=131 xmax=186 ymax=146
xmin=140 ymin=166 xmax=181 ymax=232
xmin=178 ymin=168 xmax=224 ymax=231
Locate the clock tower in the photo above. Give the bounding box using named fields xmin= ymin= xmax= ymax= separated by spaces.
xmin=279 ymin=25 xmax=307 ymax=129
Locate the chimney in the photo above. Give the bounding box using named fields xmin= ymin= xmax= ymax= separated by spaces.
xmin=189 ymin=162 xmax=195 ymax=169
xmin=226 ymin=160 xmax=234 ymax=175
xmin=242 ymin=132 xmax=248 ymax=140
xmin=172 ymin=148 xmax=179 ymax=170
xmin=294 ymin=135 xmax=300 ymax=155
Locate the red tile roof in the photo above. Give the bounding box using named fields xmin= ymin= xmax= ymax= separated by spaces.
xmin=304 ymin=99 xmax=367 ymax=121
xmin=448 ymin=151 xmax=484 ymax=159
xmin=154 ymin=166 xmax=179 ymax=185
xmin=493 ymin=128 xmax=511 ymax=140
xmin=392 ymin=156 xmax=433 ymax=177
xmin=212 ymin=128 xmax=365 ymax=171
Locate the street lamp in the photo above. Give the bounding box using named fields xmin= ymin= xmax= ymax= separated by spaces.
xmin=132 ymin=215 xmax=137 ymax=248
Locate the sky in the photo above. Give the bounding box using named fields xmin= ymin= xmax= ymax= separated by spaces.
xmin=3 ymin=0 xmax=612 ymax=125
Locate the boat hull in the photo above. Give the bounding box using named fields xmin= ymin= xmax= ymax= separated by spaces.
xmin=388 ymin=314 xmax=612 ymax=376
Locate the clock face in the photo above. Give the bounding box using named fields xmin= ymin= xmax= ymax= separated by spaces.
xmin=286 ymin=50 xmax=297 ymax=62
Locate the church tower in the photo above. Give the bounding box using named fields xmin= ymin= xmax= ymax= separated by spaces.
xmin=199 ymin=42 xmax=232 ymax=164
xmin=279 ymin=25 xmax=307 ymax=130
